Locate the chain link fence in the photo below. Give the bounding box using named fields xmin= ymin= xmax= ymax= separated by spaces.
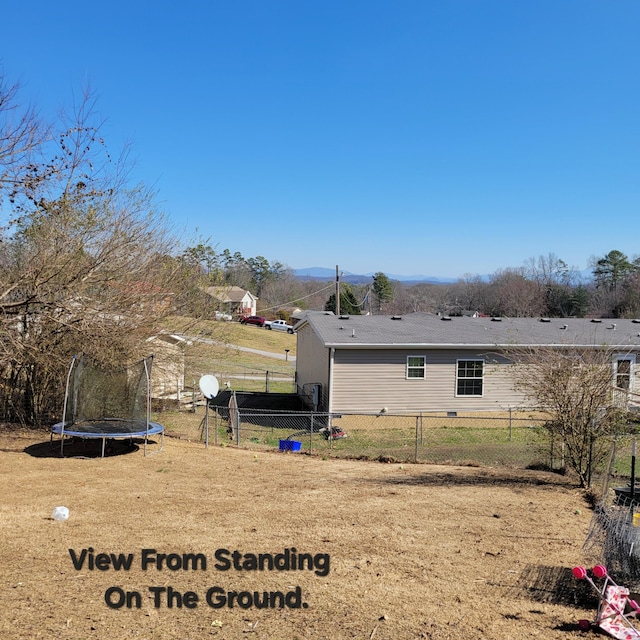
xmin=182 ymin=368 xmax=296 ymax=399
xmin=195 ymin=403 xmax=558 ymax=469
xmin=582 ymin=429 xmax=640 ymax=588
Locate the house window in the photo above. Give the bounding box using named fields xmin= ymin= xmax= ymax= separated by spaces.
xmin=406 ymin=356 xmax=426 ymax=379
xmin=456 ymin=359 xmax=484 ymax=396
xmin=613 ymin=355 xmax=635 ymax=391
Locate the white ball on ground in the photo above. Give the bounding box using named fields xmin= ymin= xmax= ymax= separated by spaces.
xmin=52 ymin=506 xmax=69 ymax=521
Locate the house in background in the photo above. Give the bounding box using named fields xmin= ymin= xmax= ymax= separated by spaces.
xmin=294 ymin=312 xmax=640 ymax=414
xmin=146 ymin=333 xmax=190 ymax=401
xmin=204 ymin=286 xmax=258 ymax=317
xmin=277 ymin=305 xmax=303 ymax=321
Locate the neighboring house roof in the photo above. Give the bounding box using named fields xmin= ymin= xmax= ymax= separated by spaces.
xmin=291 ymin=309 xmax=329 ymax=323
xmin=297 ymin=312 xmax=640 ymax=350
xmin=204 ymin=286 xmax=258 ymax=303
xmin=147 ymin=333 xmax=190 ymax=347
xmin=278 ymin=305 xmax=303 ymax=316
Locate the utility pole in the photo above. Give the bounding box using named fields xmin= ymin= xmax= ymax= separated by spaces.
xmin=335 ymin=265 xmax=340 ymax=316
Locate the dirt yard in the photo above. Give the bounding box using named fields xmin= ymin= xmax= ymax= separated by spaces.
xmin=0 ymin=427 xmax=600 ymax=640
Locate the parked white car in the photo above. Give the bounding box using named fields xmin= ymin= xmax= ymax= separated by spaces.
xmin=215 ymin=311 xmax=233 ymax=321
xmin=266 ymin=319 xmax=295 ymax=334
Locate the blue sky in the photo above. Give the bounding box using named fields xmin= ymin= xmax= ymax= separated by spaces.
xmin=2 ymin=1 xmax=639 ymax=279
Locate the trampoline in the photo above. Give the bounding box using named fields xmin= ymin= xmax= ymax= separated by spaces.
xmin=51 ymin=354 xmax=164 ymax=457
xmin=51 ymin=419 xmax=164 ymax=457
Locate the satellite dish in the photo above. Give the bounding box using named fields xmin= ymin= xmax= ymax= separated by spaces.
xmin=199 ymin=375 xmax=219 ymax=399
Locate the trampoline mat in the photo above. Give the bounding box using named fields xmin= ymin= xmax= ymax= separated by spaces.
xmin=51 ymin=419 xmax=164 ymax=439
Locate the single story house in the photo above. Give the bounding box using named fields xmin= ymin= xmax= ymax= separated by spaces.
xmin=277 ymin=305 xmax=303 ymax=321
xmin=204 ymin=286 xmax=258 ymax=317
xmin=146 ymin=333 xmax=190 ymax=400
xmin=293 ymin=312 xmax=640 ymax=414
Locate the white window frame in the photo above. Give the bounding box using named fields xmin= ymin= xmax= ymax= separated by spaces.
xmin=612 ymin=353 xmax=636 ymax=391
xmin=455 ymin=358 xmax=485 ymax=397
xmin=406 ymin=355 xmax=426 ymax=379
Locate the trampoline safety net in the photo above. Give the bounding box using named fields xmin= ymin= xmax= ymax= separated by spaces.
xmin=64 ymin=353 xmax=152 ymax=427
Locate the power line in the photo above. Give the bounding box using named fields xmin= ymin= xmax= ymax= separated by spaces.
xmin=259 ymin=282 xmax=335 ymax=313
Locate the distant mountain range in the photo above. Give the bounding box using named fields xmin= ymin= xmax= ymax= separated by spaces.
xmin=292 ymin=267 xmax=457 ymax=285
xmin=293 ymin=266 xmax=594 ymax=285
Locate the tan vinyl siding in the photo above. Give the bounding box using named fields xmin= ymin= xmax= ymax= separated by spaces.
xmin=296 ymin=315 xmax=640 ymax=414
xmin=330 ymin=348 xmax=527 ymax=413
xmin=295 ymin=325 xmax=330 ymax=408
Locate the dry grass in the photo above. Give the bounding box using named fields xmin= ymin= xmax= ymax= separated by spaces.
xmin=165 ymin=317 xmax=297 ymax=393
xmin=333 ymin=411 xmax=548 ymax=431
xmin=165 ymin=316 xmax=297 ymax=358
xmin=0 ymin=425 xmax=599 ymax=640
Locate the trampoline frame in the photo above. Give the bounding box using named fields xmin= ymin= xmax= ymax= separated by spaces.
xmin=50 ymin=419 xmax=165 ymax=457
xmin=50 ymin=354 xmax=164 ymax=458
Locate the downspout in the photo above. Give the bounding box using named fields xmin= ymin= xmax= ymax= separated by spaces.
xmin=328 ymin=348 xmax=335 ymax=414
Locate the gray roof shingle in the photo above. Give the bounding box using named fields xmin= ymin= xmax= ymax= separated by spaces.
xmin=300 ymin=312 xmax=640 ymax=350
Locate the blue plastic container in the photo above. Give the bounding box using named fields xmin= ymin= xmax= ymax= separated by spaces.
xmin=279 ymin=439 xmax=302 ymax=452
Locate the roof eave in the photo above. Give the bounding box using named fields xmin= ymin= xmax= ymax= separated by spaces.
xmin=323 ymin=342 xmax=640 ymax=350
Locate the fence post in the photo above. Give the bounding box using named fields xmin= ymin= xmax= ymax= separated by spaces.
xmin=265 ymin=371 xmax=269 ymax=393
xmin=204 ymin=402 xmax=209 ymax=449
xmin=509 ymin=407 xmax=513 ymax=442
xmin=310 ymin=413 xmax=314 ymax=454
xmin=587 ymin=434 xmax=594 ymax=488
xmin=415 ymin=416 xmax=419 ymax=462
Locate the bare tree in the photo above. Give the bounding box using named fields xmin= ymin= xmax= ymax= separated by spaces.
xmin=510 ymin=346 xmax=628 ymax=487
xmin=486 ymin=268 xmax=546 ymax=317
xmin=0 ymin=74 xmax=50 ymax=206
xmin=523 ymin=253 xmax=575 ymax=287
xmin=396 ymin=282 xmax=450 ymax=315
xmin=258 ymin=268 xmax=306 ymax=314
xmin=385 ymin=283 xmax=409 ymax=314
xmin=0 ymin=83 xmax=183 ymax=424
xmin=451 ymin=273 xmax=485 ymax=313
